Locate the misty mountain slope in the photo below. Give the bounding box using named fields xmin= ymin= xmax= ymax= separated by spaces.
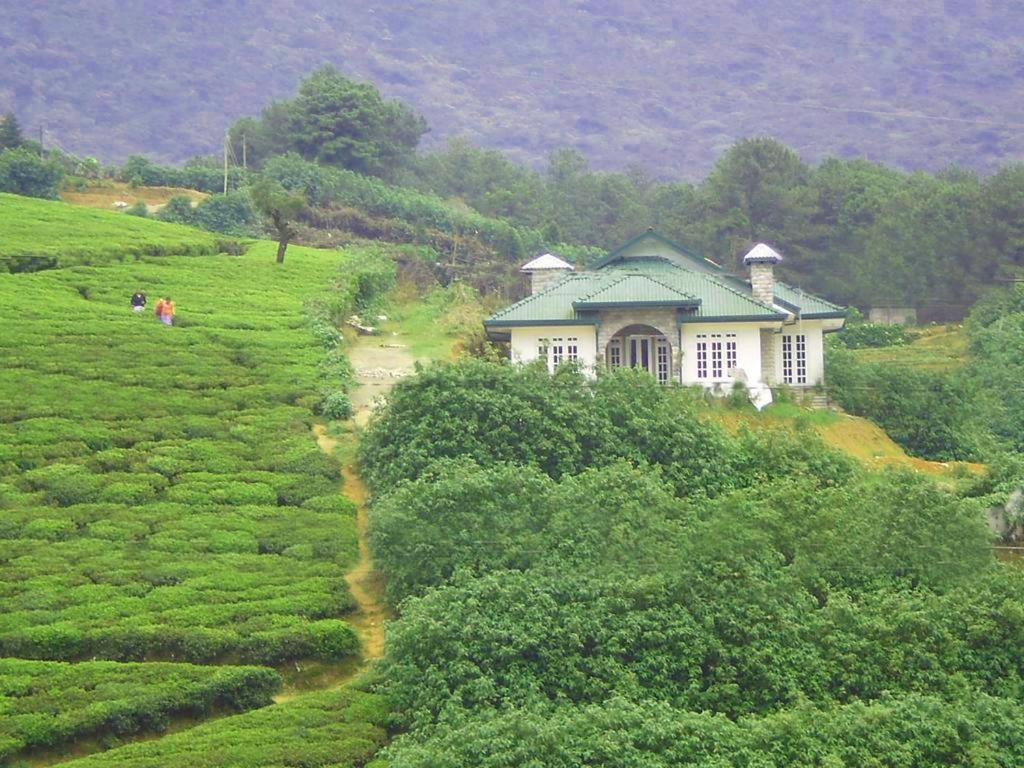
xmin=2 ymin=0 xmax=1022 ymax=177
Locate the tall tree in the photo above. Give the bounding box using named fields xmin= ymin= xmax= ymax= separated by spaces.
xmin=0 ymin=112 xmax=23 ymax=151
xmin=230 ymin=66 xmax=428 ymax=179
xmin=250 ymin=177 xmax=306 ymax=263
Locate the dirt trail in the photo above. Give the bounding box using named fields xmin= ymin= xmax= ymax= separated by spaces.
xmin=311 ymin=337 xmax=416 ymax=671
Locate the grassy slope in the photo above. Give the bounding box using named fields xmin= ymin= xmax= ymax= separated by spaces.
xmin=0 ymin=193 xmax=225 ymax=272
xmin=852 ymin=325 xmax=968 ymax=372
xmin=61 ymin=183 xmax=207 ymax=212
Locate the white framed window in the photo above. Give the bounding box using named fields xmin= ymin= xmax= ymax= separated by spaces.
xmin=782 ymin=334 xmax=807 ymax=384
xmin=795 ymin=334 xmax=806 ymax=384
xmin=551 ymin=337 xmax=564 ymax=366
xmin=696 ymin=334 xmax=708 ymax=379
xmin=655 ymin=339 xmax=670 ymax=385
xmin=710 ymin=334 xmax=723 ymax=379
xmin=725 ymin=333 xmax=737 ymax=376
xmin=608 ymin=339 xmax=622 ymax=367
xmin=566 ymin=337 xmax=579 ymax=363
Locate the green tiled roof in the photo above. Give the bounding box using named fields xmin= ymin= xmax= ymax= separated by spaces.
xmin=486 ymin=235 xmax=845 ymax=327
xmin=774 ymin=281 xmax=846 ymax=316
xmin=574 ymin=274 xmax=697 ymax=309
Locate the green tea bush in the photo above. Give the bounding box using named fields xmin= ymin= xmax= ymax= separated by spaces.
xmin=319 ymin=391 xmax=353 ymax=421
xmin=0 ymin=241 xmax=391 ymax=665
xmin=58 ymin=685 xmax=388 ymax=768
xmin=0 ymin=660 xmax=280 ymax=761
xmin=0 ymin=193 xmax=233 ymax=273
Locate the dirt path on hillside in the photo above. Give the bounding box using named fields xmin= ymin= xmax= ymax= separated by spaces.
xmin=310 ymin=337 xmax=416 ymax=672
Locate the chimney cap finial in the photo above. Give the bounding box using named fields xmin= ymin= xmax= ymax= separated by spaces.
xmin=743 ymin=243 xmax=783 ymax=265
xmin=521 ymin=253 xmax=574 ymax=273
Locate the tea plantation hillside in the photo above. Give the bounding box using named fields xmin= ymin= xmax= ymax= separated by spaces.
xmin=0 ymin=659 xmax=280 ymax=761
xmin=0 ymin=222 xmax=396 ymax=762
xmin=0 ymin=193 xmax=230 ymax=273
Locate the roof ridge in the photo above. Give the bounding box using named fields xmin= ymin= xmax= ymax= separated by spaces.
xmin=656 ymin=261 xmax=773 ymax=310
xmin=489 ymin=273 xmax=584 ymax=319
xmin=775 ymin=280 xmax=844 ymax=311
xmin=576 ymin=273 xmax=628 ymax=303
xmin=635 ymin=272 xmax=697 ymax=300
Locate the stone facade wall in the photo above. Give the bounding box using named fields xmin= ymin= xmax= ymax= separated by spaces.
xmin=596 ymin=308 xmax=680 ymax=380
xmin=529 ymin=269 xmax=571 ymax=294
xmin=759 ymin=328 xmax=776 ymax=384
xmin=749 ymin=263 xmax=776 ymax=306
xmin=868 ymin=307 xmax=917 ymax=326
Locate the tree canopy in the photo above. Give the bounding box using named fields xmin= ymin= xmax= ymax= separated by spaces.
xmin=229 ymin=66 xmax=428 ymax=179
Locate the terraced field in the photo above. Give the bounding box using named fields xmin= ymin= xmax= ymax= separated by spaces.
xmin=0 ymin=200 xmax=398 ymax=763
xmin=0 ymin=193 xmax=229 ymax=273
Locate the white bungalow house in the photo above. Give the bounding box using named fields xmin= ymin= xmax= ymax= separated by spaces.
xmin=484 ymin=232 xmax=846 ymax=401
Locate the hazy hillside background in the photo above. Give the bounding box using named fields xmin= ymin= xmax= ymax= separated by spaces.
xmin=3 ymin=0 xmax=1023 ymax=177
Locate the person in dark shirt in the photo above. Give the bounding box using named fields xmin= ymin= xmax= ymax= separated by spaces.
xmin=131 ymin=291 xmax=147 ymax=312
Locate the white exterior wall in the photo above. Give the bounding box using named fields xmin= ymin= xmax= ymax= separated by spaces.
xmin=679 ymin=323 xmax=765 ymax=386
xmin=510 ymin=326 xmax=598 ymax=375
xmin=772 ymin=320 xmax=826 ymax=387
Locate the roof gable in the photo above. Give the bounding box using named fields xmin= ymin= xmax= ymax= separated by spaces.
xmin=588 ymin=230 xmax=722 ymax=274
xmin=573 ymin=274 xmax=698 ymax=309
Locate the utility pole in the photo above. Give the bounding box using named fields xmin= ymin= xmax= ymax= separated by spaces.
xmin=242 ymin=133 xmax=247 ymax=170
xmin=223 ymin=130 xmax=229 ymax=194
xmin=38 ymin=125 xmax=43 ymax=155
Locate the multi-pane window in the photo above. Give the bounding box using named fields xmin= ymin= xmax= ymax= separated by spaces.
xmin=794 ymin=334 xmax=806 ymax=384
xmin=710 ymin=333 xmax=723 ymax=379
xmin=696 ymin=335 xmax=708 ymax=379
xmin=725 ymin=333 xmax=737 ymax=375
xmin=608 ymin=339 xmax=622 ymax=367
xmin=655 ymin=339 xmax=670 ymax=385
xmin=550 ymin=337 xmax=564 ymax=366
xmin=782 ymin=334 xmax=807 ymax=384
xmin=566 ymin=337 xmax=579 ymax=363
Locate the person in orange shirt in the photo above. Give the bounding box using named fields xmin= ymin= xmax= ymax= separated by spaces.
xmin=156 ymin=296 xmax=175 ymax=326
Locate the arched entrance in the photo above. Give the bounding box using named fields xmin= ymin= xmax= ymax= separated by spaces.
xmin=605 ymin=324 xmax=672 ymax=384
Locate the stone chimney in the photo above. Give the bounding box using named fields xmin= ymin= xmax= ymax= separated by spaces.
xmin=743 ymin=243 xmax=783 ymax=307
xmin=521 ymin=253 xmax=574 ymax=294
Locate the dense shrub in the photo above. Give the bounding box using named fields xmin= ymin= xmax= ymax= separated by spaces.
xmin=0 ymin=147 xmax=64 ymax=199
xmin=360 ymin=360 xmax=852 ymax=498
xmin=825 ymin=346 xmax=984 ymax=460
xmin=384 ymin=694 xmax=1024 ymax=768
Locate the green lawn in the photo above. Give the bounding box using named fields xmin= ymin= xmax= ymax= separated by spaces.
xmin=0 ymin=193 xmax=230 ymax=273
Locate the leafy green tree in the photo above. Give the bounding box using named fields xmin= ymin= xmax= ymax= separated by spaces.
xmin=0 ymin=112 xmax=24 ymax=151
xmin=249 ymin=177 xmax=306 ymax=262
xmin=697 ymin=137 xmax=822 ymax=271
xmin=0 ymin=147 xmax=64 ymax=199
xmin=230 ymin=66 xmax=428 ymax=178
